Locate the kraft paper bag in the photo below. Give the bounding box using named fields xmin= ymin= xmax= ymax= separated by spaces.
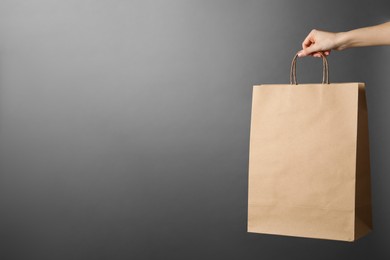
xmin=247 ymin=52 xmax=372 ymax=241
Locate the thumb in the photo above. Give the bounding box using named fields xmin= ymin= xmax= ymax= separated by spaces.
xmin=298 ymin=45 xmax=320 ymax=57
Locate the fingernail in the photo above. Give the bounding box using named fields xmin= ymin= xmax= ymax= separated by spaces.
xmin=298 ymin=52 xmax=303 ymax=57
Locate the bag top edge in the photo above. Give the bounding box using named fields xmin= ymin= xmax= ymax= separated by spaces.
xmin=254 ymin=82 xmax=365 ymax=87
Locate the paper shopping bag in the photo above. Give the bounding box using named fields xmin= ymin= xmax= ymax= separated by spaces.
xmin=247 ymin=52 xmax=372 ymax=241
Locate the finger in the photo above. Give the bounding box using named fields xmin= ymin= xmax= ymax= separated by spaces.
xmin=314 ymin=51 xmax=332 ymax=57
xmin=313 ymin=53 xmax=321 ymax=58
xmin=299 ymin=45 xmax=319 ymax=57
xmin=302 ymin=30 xmax=316 ymax=49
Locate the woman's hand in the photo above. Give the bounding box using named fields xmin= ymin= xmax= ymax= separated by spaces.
xmin=298 ymin=22 xmax=390 ymax=57
xmin=298 ymin=29 xmax=345 ymax=57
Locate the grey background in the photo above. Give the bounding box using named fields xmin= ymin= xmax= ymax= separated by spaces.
xmin=0 ymin=0 xmax=389 ymax=259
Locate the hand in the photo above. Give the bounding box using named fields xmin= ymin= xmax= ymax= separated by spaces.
xmin=298 ymin=22 xmax=390 ymax=57
xmin=298 ymin=29 xmax=344 ymax=57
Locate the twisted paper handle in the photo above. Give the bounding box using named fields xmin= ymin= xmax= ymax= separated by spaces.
xmin=290 ymin=51 xmax=330 ymax=85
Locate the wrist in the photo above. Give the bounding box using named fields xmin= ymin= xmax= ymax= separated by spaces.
xmin=334 ymin=31 xmax=351 ymax=50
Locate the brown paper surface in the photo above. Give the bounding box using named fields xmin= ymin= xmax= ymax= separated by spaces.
xmin=247 ymin=82 xmax=372 ymax=241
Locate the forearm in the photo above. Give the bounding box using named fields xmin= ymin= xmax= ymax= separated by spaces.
xmin=336 ymin=21 xmax=390 ymax=50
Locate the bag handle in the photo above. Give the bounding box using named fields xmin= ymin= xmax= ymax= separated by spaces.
xmin=290 ymin=51 xmax=330 ymax=85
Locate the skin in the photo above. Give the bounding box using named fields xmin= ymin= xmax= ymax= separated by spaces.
xmin=298 ymin=21 xmax=390 ymax=57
